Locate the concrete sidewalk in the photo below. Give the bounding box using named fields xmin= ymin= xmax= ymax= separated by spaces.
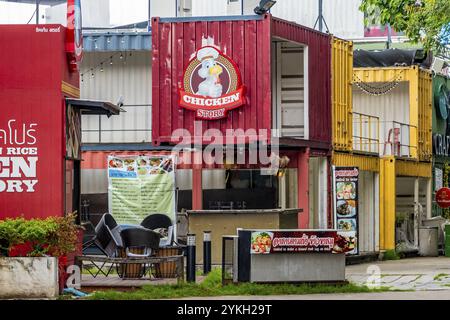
xmin=346 ymin=256 xmax=450 ymax=291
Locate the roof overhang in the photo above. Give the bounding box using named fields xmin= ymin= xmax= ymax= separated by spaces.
xmin=66 ymin=98 xmax=122 ymax=117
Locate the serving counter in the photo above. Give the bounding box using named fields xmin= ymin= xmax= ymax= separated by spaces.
xmin=187 ymin=209 xmax=302 ymax=265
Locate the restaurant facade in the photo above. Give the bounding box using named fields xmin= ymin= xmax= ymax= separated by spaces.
xmin=151 ymin=14 xmax=335 ymax=234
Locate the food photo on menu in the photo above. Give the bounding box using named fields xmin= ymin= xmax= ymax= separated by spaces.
xmin=251 ymin=232 xmax=274 ymax=254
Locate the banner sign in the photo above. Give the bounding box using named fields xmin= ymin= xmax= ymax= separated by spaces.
xmin=333 ymin=167 xmax=359 ymax=255
xmin=250 ymin=230 xmax=353 ymax=254
xmin=107 ymin=155 xmax=176 ymax=225
xmin=179 ymin=46 xmax=246 ymax=120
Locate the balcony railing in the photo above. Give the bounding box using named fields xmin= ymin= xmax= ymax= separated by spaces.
xmin=382 ymin=121 xmax=417 ymax=158
xmin=352 ymin=112 xmax=380 ymax=154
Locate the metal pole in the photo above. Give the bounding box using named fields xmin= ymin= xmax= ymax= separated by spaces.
xmin=203 ymin=231 xmax=211 ymax=274
xmin=318 ymin=0 xmax=323 ymax=32
xmin=186 ymin=233 xmax=196 ymax=282
xmin=386 ymin=23 xmax=392 ymax=49
xmin=148 ymin=0 xmax=151 ymax=31
xmin=36 ymin=0 xmax=40 ymax=25
xmin=241 ymin=0 xmax=244 ymax=15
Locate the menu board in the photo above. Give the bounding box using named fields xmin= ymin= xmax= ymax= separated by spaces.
xmin=250 ymin=230 xmax=346 ymax=254
xmin=107 ymin=155 xmax=176 ymax=225
xmin=333 ymin=167 xmax=359 ymax=255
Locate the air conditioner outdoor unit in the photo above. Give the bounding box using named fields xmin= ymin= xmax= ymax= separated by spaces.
xmin=431 ymin=57 xmax=448 ymax=76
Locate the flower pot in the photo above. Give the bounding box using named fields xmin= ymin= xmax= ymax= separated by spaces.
xmin=0 ymin=257 xmax=59 ymax=299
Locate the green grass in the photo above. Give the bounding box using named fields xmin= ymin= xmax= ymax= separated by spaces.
xmin=382 ymin=250 xmax=401 ymax=261
xmin=86 ymin=269 xmax=391 ymax=300
xmin=434 ymin=273 xmax=449 ymax=281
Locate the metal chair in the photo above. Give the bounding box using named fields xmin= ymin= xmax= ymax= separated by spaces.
xmin=118 ymin=228 xmax=161 ymax=278
xmin=140 ymin=214 xmax=175 ymax=247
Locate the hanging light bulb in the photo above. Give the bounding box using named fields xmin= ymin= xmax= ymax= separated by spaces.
xmin=100 ymin=63 xmax=104 ymax=72
xmin=110 ymin=56 xmax=113 ymax=65
xmin=120 ymin=53 xmax=124 ymax=60
xmin=91 ymin=69 xmax=94 ymax=78
xmin=81 ymin=74 xmax=84 ymax=83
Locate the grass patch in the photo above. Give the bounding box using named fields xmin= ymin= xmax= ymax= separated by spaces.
xmin=434 ymin=273 xmax=449 ymax=281
xmin=382 ymin=250 xmax=401 ymax=261
xmin=86 ymin=269 xmax=390 ymax=300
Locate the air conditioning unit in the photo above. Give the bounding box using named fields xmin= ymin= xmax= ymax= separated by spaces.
xmin=431 ymin=57 xmax=449 ymax=76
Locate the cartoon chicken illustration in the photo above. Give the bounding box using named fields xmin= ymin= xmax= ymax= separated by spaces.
xmin=196 ymin=47 xmax=223 ymax=98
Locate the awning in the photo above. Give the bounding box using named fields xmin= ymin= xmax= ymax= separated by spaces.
xmin=66 ymin=98 xmax=122 ymax=117
xmin=353 ymin=48 xmax=432 ymax=68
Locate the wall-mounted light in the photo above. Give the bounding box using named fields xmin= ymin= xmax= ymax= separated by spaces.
xmin=254 ymin=0 xmax=276 ymax=15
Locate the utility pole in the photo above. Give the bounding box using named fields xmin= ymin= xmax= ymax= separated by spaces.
xmin=148 ymin=0 xmax=151 ymax=31
xmin=386 ymin=23 xmax=392 ymax=49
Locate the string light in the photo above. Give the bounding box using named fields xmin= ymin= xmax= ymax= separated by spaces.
xmin=353 ymin=70 xmax=404 ymax=96
xmin=80 ymin=52 xmax=124 ymax=83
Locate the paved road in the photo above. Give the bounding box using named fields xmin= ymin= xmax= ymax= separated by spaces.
xmin=345 ymin=256 xmax=450 ymax=291
xmin=178 ymin=290 xmax=450 ymax=300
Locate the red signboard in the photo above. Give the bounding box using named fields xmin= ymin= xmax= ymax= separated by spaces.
xmin=0 ymin=25 xmax=73 ymax=219
xmin=179 ymin=46 xmax=246 ymax=120
xmin=66 ymin=0 xmax=83 ymax=72
xmin=250 ymin=230 xmax=352 ymax=254
xmin=436 ymin=187 xmax=450 ymax=208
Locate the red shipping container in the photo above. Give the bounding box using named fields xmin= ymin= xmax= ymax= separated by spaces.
xmin=151 ymin=14 xmax=332 ymax=148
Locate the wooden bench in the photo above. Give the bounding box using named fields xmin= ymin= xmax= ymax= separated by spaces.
xmin=75 ymin=254 xmax=185 ymax=283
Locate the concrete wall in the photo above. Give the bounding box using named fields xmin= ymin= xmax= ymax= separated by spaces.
xmin=0 ymin=257 xmax=59 ymax=299
xmin=250 ymin=253 xmax=346 ymax=282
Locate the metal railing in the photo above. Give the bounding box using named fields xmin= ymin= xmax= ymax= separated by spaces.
xmin=81 ymin=104 xmax=152 ymax=143
xmin=382 ymin=121 xmax=418 ymax=158
xmin=352 ymin=112 xmax=380 ymax=154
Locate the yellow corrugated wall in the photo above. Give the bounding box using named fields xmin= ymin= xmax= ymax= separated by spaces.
xmin=331 ymin=37 xmax=353 ymax=151
xmin=418 ymin=69 xmax=433 ymax=161
xmin=379 ymin=156 xmax=396 ymax=250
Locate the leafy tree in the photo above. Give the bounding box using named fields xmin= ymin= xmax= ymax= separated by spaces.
xmin=360 ymin=0 xmax=450 ymax=55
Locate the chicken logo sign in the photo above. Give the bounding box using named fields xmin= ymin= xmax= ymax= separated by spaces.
xmin=179 ymin=46 xmax=246 ymax=120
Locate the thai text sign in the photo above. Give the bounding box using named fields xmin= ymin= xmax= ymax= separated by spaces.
xmin=250 ymin=230 xmax=351 ymax=254
xmin=108 ymin=155 xmax=176 ymax=224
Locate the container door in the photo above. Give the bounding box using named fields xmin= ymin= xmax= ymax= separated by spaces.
xmin=273 ymin=42 xmax=307 ymax=138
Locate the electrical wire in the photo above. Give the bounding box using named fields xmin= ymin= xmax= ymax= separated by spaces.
xmin=26 ymin=8 xmax=37 ymax=24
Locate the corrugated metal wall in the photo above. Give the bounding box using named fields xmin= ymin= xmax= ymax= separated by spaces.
xmin=332 ymin=37 xmax=353 ymax=151
xmin=352 ymin=82 xmax=411 ymax=157
xmin=418 ymin=69 xmax=432 ymax=161
xmin=151 ymin=15 xmax=272 ymax=144
xmin=191 ymin=0 xmax=364 ymax=39
xmin=80 ymin=51 xmax=152 ymax=143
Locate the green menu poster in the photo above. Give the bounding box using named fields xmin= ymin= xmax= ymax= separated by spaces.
xmin=107 ymin=155 xmax=176 ymax=225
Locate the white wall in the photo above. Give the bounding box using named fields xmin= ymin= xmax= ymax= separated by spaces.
xmin=45 ymin=0 xmax=111 ymax=27
xmin=192 ymin=0 xmax=364 ymax=39
xmin=80 ymin=51 xmax=152 ymax=144
xmin=353 ymin=82 xmax=411 ymax=157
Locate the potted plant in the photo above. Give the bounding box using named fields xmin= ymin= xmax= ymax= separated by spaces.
xmin=0 ymin=213 xmax=79 ymax=299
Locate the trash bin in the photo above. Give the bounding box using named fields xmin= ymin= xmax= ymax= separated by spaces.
xmin=419 ymin=226 xmax=438 ymax=257
xmin=445 ymin=224 xmax=450 ymax=258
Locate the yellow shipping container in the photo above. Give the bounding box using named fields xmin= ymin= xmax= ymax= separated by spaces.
xmin=331 ymin=37 xmax=353 ymax=151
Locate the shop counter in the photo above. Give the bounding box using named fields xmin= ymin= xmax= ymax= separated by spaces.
xmin=187 ymin=209 xmax=301 ymax=265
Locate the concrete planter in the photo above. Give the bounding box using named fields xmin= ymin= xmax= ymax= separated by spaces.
xmin=0 ymin=257 xmax=59 ymax=299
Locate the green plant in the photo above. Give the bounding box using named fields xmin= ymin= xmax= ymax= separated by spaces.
xmin=0 ymin=213 xmax=78 ymax=257
xmin=383 ymin=249 xmax=401 ymax=260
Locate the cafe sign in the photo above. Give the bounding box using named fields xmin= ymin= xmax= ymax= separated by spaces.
xmin=433 ymin=134 xmax=450 ymax=157
xmin=436 ymin=187 xmax=450 ymax=208
xmin=179 ymin=46 xmax=246 ymax=120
